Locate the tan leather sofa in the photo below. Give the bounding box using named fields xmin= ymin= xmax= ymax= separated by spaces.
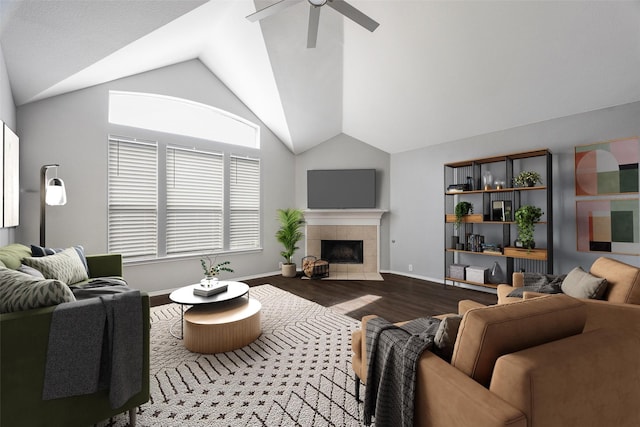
xmin=497 ymin=257 xmax=640 ymax=335
xmin=351 ymin=294 xmax=640 ymax=427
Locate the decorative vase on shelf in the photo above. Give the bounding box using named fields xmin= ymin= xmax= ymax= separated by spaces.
xmin=466 ymin=176 xmax=474 ymax=190
xmin=483 ymin=171 xmax=493 ymax=190
xmin=200 ymin=275 xmax=219 ymax=287
xmin=489 ymin=261 xmax=503 ymax=284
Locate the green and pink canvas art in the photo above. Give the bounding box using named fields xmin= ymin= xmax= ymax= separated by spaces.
xmin=575 ymin=137 xmax=639 ymax=196
xmin=576 ymin=199 xmax=639 ymax=255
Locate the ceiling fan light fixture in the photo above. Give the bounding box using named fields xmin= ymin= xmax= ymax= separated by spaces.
xmin=308 ymin=0 xmax=327 ymax=6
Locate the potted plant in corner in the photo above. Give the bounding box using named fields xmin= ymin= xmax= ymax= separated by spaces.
xmin=276 ymin=208 xmax=305 ymax=278
xmin=514 ymin=205 xmax=543 ymax=249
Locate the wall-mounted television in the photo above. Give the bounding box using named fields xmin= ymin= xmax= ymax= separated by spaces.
xmin=307 ymin=169 xmax=376 ymax=209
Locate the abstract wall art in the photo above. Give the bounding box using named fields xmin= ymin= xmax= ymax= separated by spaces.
xmin=575 ymin=137 xmax=639 ymax=196
xmin=576 ymin=198 xmax=639 ymax=255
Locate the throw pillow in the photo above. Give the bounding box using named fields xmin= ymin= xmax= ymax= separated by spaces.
xmin=18 ymin=264 xmax=45 ymax=278
xmin=434 ymin=314 xmax=463 ymax=361
xmin=507 ymin=273 xmax=565 ymax=298
xmin=0 ymin=268 xmax=76 ymax=313
xmin=23 ymin=248 xmax=89 ymax=285
xmin=561 ymin=266 xmax=608 ymax=299
xmin=30 ymin=244 xmax=89 ymax=274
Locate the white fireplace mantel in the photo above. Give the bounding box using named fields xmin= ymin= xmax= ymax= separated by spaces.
xmin=303 ymin=209 xmax=387 ymax=226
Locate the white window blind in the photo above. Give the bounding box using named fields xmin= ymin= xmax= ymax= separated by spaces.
xmin=108 ymin=138 xmax=158 ymax=257
xmin=229 ymin=155 xmax=260 ymax=250
xmin=166 ymin=146 xmax=224 ymax=255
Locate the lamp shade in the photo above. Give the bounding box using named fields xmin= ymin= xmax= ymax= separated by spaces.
xmin=46 ymin=177 xmax=67 ymax=206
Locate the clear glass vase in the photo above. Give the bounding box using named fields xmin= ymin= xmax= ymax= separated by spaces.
xmin=483 ymin=171 xmax=493 ymax=190
xmin=200 ymin=275 xmax=219 ymax=287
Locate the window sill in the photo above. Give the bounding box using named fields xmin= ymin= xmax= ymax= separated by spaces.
xmin=123 ymin=248 xmax=263 ymax=266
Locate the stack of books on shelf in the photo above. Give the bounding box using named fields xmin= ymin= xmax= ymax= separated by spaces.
xmin=467 ymin=234 xmax=485 ymax=252
xmin=193 ymin=282 xmax=228 ymax=297
xmin=447 ymin=183 xmax=470 ymax=192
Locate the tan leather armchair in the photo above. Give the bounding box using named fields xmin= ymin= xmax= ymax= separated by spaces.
xmin=351 ymin=294 xmax=640 ymax=427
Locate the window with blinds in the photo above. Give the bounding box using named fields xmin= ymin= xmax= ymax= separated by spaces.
xmin=166 ymin=147 xmax=224 ymax=255
xmin=229 ymin=155 xmax=261 ymax=250
xmin=108 ymin=138 xmax=158 ymax=257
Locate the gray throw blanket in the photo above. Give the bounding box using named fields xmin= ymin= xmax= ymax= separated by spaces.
xmin=42 ymin=288 xmax=142 ymax=409
xmin=364 ymin=316 xmax=441 ymax=427
xmin=71 ymin=277 xmax=129 ymax=299
xmin=507 ymin=273 xmax=566 ymax=298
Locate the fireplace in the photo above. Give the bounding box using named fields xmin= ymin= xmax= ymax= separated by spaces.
xmin=321 ymin=240 xmax=363 ymax=264
xmin=303 ymin=209 xmax=387 ymax=280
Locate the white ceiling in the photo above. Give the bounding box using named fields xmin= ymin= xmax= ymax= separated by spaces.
xmin=1 ymin=0 xmax=639 ymax=154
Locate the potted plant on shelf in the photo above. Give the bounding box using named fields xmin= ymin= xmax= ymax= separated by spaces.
xmin=514 ymin=171 xmax=542 ymax=187
xmin=514 ymin=205 xmax=543 ymax=249
xmin=276 ymin=208 xmax=305 ymax=278
xmin=454 ymin=201 xmax=473 ymax=230
xmin=200 ymin=255 xmax=234 ymax=286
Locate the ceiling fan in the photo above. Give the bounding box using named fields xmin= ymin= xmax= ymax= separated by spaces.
xmin=246 ymin=0 xmax=379 ymax=48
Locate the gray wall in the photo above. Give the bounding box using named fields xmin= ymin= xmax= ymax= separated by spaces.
xmin=295 ymin=133 xmax=391 ymax=269
xmin=390 ymin=101 xmax=640 ymax=286
xmin=16 ymin=59 xmax=295 ymax=293
xmin=0 ymin=44 xmax=17 ymax=246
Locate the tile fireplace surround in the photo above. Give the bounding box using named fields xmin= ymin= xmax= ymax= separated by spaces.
xmin=303 ymin=209 xmax=387 ymax=280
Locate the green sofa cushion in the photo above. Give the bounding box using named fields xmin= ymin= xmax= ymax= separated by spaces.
xmin=0 ymin=268 xmax=76 ymax=313
xmin=0 ymin=244 xmax=31 ymax=270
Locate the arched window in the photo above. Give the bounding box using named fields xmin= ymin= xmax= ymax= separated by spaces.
xmin=108 ymin=91 xmax=259 ymax=148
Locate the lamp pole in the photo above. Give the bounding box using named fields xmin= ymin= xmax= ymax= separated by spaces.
xmin=40 ymin=164 xmax=59 ymax=247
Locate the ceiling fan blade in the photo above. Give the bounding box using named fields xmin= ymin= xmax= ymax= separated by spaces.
xmin=246 ymin=0 xmax=303 ymax=22
xmin=327 ymin=0 xmax=379 ymax=32
xmin=307 ymin=6 xmax=321 ymax=48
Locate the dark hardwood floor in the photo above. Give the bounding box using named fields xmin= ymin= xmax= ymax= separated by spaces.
xmin=151 ymin=273 xmax=497 ymax=323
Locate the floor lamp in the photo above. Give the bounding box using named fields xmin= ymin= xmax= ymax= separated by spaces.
xmin=40 ymin=164 xmax=67 ymax=247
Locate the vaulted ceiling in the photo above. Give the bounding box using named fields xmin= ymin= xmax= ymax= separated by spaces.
xmin=1 ymin=0 xmax=639 ymax=154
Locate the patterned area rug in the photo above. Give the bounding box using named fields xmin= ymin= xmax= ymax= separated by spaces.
xmin=99 ymin=284 xmax=366 ymax=426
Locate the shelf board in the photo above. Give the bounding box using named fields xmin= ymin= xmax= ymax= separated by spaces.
xmin=445 ymin=218 xmax=548 ymax=225
xmin=444 ymin=277 xmax=498 ymax=289
xmin=503 ymin=247 xmax=548 ymax=261
xmin=444 ymin=149 xmax=550 ymax=168
xmin=445 ymin=186 xmax=546 ymax=195
xmin=446 ymin=249 xmax=506 ymax=257
xmin=445 ymin=214 xmax=484 ymax=223
xmin=447 ymin=247 xmax=548 ymax=261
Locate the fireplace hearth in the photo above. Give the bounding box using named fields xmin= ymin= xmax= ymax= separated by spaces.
xmin=321 ymin=240 xmax=363 ymax=264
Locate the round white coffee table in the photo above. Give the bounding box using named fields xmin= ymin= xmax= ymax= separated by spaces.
xmin=169 ymin=281 xmax=262 ymax=353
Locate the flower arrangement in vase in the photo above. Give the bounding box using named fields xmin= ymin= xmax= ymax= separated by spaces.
xmin=200 ymin=255 xmax=233 ymax=287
